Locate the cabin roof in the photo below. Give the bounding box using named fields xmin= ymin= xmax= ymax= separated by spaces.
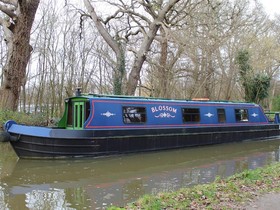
xmin=68 ymin=93 xmax=258 ymax=107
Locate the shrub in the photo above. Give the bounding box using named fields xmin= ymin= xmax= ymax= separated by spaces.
xmin=272 ymin=95 xmax=280 ymax=111
xmin=0 ymin=110 xmax=48 ymax=130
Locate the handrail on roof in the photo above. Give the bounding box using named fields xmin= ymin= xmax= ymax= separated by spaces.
xmin=82 ymin=93 xmax=249 ymax=104
xmin=86 ymin=93 xmax=179 ymax=101
xmin=77 ymin=88 xmax=246 ymax=103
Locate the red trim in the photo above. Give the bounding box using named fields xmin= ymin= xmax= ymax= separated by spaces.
xmin=85 ymin=100 xmax=95 ymax=128
xmin=85 ymin=122 xmax=269 ymax=129
xmin=84 ymin=99 xmax=266 ymax=129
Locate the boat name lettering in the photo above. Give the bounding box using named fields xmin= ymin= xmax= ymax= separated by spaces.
xmin=151 ymin=105 xmax=177 ymax=114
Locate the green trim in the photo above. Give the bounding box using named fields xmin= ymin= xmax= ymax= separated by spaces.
xmin=57 ymin=102 xmax=68 ymax=128
xmin=58 ymin=97 xmax=89 ymax=129
xmin=73 ymin=101 xmax=85 ymax=130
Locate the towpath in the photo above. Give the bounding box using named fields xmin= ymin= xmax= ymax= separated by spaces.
xmin=245 ymin=192 xmax=280 ymax=209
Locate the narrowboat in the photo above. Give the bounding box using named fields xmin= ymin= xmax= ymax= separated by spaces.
xmin=1 ymin=89 xmax=280 ymax=159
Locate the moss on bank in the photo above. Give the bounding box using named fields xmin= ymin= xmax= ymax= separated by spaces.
xmin=109 ymin=162 xmax=280 ymax=209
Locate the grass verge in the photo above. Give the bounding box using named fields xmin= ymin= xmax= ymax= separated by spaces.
xmin=109 ymin=162 xmax=280 ymax=209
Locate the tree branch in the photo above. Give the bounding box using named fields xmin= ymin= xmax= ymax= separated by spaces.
xmin=0 ymin=16 xmax=4 ymax=26
xmin=0 ymin=4 xmax=16 ymax=19
xmin=139 ymin=0 xmax=158 ymax=18
xmin=83 ymin=0 xmax=121 ymax=55
xmin=103 ymin=9 xmax=124 ymax=24
xmin=0 ymin=0 xmax=17 ymax=7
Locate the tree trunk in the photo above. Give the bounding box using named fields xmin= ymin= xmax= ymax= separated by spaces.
xmin=84 ymin=0 xmax=125 ymax=95
xmin=113 ymin=44 xmax=126 ymax=95
xmin=126 ymin=0 xmax=180 ymax=95
xmin=0 ymin=0 xmax=40 ymax=111
xmin=158 ymin=28 xmax=168 ymax=98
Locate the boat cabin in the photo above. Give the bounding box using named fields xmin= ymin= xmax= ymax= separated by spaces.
xmin=58 ymin=93 xmax=272 ymax=130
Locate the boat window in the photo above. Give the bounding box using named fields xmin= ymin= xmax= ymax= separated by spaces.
xmin=182 ymin=108 xmax=200 ymax=123
xmin=217 ymin=108 xmax=226 ymax=123
xmin=235 ymin=109 xmax=248 ymax=122
xmin=123 ymin=106 xmax=146 ymax=124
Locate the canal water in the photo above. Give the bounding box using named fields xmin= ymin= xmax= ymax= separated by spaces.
xmin=1 ymin=138 xmax=280 ymax=209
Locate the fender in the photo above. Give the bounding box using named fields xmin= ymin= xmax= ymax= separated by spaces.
xmin=0 ymin=131 xmax=11 ymax=142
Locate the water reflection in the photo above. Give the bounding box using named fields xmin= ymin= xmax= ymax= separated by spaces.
xmin=0 ymin=139 xmax=280 ymax=209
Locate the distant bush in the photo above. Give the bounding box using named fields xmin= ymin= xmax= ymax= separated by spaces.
xmin=272 ymin=95 xmax=280 ymax=111
xmin=0 ymin=110 xmax=48 ymax=130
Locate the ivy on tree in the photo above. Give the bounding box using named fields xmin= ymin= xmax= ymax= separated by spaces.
xmin=236 ymin=50 xmax=270 ymax=103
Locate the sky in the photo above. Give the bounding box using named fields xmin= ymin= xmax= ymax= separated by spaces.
xmin=260 ymin=0 xmax=280 ymax=17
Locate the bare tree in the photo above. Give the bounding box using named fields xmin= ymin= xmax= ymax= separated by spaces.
xmin=83 ymin=0 xmax=181 ymax=95
xmin=21 ymin=0 xmax=101 ymax=117
xmin=5 ymin=0 xmax=279 ymax=116
xmin=83 ymin=0 xmax=126 ymax=95
xmin=0 ymin=0 xmax=40 ymax=111
xmin=126 ymin=0 xmax=182 ymax=95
